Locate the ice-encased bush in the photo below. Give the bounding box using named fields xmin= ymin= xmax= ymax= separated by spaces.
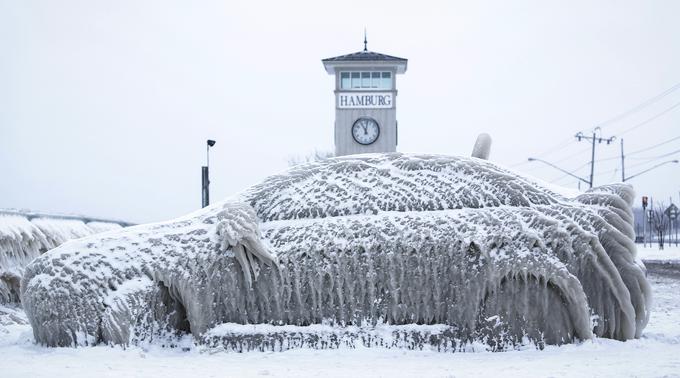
xmin=0 ymin=214 xmax=122 ymax=303
xmin=21 ymin=153 xmax=650 ymax=350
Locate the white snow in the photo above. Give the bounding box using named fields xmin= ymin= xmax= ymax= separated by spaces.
xmin=637 ymin=244 xmax=680 ymax=261
xmin=1 ymin=271 xmax=678 ymax=377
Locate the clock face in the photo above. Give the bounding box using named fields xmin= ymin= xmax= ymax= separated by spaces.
xmin=352 ymin=117 xmax=380 ymax=145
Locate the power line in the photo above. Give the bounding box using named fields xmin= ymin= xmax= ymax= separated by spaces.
xmin=592 ymin=166 xmax=620 ymax=177
xmin=596 ymin=81 xmax=680 ymax=130
xmin=612 ymin=139 xmax=680 ymax=182
xmin=627 ymin=159 xmax=656 ymax=171
xmin=533 ymin=138 xmax=575 ymax=159
xmin=624 ymin=160 xmax=679 ymax=182
xmin=527 ymin=130 xmax=615 ymax=188
xmin=628 ymin=135 xmax=680 ymax=156
xmin=551 ymin=146 xmax=593 ymax=165
xmin=513 ymin=81 xmax=680 ymax=169
xmin=509 ymin=141 xmax=584 ymax=169
xmin=617 ymin=100 xmax=680 ymax=136
xmin=627 ymin=148 xmax=680 ymax=166
xmin=628 ymin=155 xmax=668 ymax=161
xmin=508 ymin=160 xmax=531 ymax=168
xmin=520 ymin=146 xmax=590 ymax=173
xmin=575 ymin=129 xmax=616 ymax=188
xmin=609 ymin=167 xmax=620 ymax=182
xmin=549 ymin=161 xmax=590 ymax=183
xmin=592 ymin=154 xmax=622 ymax=163
xmin=508 ymin=137 xmax=575 ymax=167
xmin=590 ymin=135 xmax=680 ymax=163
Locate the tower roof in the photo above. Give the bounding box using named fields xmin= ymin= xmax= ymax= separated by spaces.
xmin=322 ymin=50 xmax=407 ymax=63
xmin=322 ymin=50 xmax=408 ymax=74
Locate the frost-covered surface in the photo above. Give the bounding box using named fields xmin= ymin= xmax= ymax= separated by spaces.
xmin=2 ymin=273 xmax=678 ymax=378
xmin=471 ymin=133 xmax=492 ymax=160
xmin=21 ymin=153 xmax=650 ymax=349
xmin=0 ymin=212 xmax=123 ymax=303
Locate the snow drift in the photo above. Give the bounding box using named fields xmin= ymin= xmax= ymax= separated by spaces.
xmin=0 ymin=212 xmax=123 ymax=303
xmin=21 ymin=153 xmax=650 ymax=350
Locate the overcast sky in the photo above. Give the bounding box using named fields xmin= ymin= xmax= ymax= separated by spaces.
xmin=1 ymin=0 xmax=679 ymax=224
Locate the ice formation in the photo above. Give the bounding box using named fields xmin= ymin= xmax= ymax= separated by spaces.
xmin=21 ymin=153 xmax=650 ymax=350
xmin=471 ymin=133 xmax=492 ymax=160
xmin=0 ymin=212 xmax=123 ymax=303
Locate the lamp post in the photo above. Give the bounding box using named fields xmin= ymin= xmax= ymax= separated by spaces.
xmin=527 ymin=157 xmax=592 ymax=188
xmin=622 ymin=160 xmax=678 ymax=182
xmin=202 ymin=139 xmax=216 ymax=208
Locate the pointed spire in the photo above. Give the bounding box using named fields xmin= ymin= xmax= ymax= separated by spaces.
xmin=363 ymin=28 xmax=368 ymax=52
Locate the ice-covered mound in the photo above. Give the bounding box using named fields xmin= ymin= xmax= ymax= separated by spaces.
xmin=0 ymin=212 xmax=124 ymax=303
xmin=21 ymin=153 xmax=650 ymax=349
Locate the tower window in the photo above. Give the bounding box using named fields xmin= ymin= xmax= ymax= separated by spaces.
xmin=381 ymin=72 xmax=392 ymax=89
xmin=341 ymin=72 xmax=350 ymax=89
xmin=361 ymin=72 xmax=371 ymax=88
xmin=351 ymin=72 xmax=361 ymax=88
xmin=340 ymin=71 xmax=393 ymax=90
xmin=371 ymin=72 xmax=380 ymax=88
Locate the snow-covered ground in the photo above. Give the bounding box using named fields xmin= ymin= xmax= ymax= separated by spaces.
xmin=1 ymin=269 xmax=679 ymax=378
xmin=638 ymin=243 xmax=680 ymax=262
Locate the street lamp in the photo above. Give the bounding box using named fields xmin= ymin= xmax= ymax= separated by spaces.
xmin=202 ymin=139 xmax=216 ymax=208
xmin=527 ymin=157 xmax=592 ymax=188
xmin=623 ymin=160 xmax=678 ymax=182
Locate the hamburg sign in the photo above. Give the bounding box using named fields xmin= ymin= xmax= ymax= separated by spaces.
xmin=338 ymin=92 xmax=393 ymax=109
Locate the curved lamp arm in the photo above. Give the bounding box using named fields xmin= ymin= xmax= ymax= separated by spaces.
xmin=624 ymin=160 xmax=678 ymax=182
xmin=527 ymin=157 xmax=592 ymax=186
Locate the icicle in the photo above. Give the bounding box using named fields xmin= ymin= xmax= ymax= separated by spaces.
xmin=214 ymin=201 xmax=278 ymax=287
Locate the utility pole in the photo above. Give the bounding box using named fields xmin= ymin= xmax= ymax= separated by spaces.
xmin=202 ymin=139 xmax=216 ymax=208
xmin=620 ymin=139 xmax=677 ymax=182
xmin=670 ymin=197 xmax=679 ymax=247
xmin=642 ymin=196 xmax=648 ymax=247
xmin=620 ymin=139 xmax=625 ymax=182
xmin=623 ymin=160 xmax=678 ymax=182
xmin=647 ymin=197 xmax=654 ymax=247
xmin=576 ymin=127 xmax=615 ymax=188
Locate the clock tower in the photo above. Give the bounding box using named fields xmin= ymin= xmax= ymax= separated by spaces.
xmin=322 ymin=37 xmax=407 ymax=156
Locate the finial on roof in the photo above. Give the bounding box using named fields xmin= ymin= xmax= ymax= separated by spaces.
xmin=363 ymin=28 xmax=367 ymax=52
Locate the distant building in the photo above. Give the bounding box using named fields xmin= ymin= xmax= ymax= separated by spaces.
xmin=322 ymin=37 xmax=407 ymax=156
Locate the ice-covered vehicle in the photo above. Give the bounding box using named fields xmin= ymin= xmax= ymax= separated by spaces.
xmin=0 ymin=212 xmax=124 ymax=304
xmin=21 ymin=152 xmax=650 ymax=351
